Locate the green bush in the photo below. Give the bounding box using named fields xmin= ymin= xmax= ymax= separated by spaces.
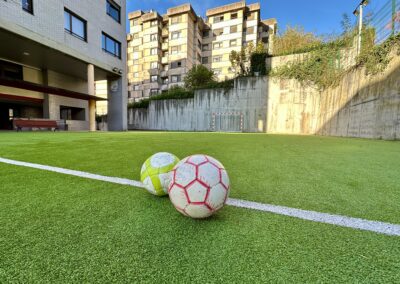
xmin=128 ymin=99 xmax=150 ymax=109
xmin=195 ymin=79 xmax=235 ymax=90
xmin=357 ymin=33 xmax=400 ymax=75
xmin=184 ymin=65 xmax=216 ymax=90
xmin=128 ymin=86 xmax=194 ymax=109
xmin=151 ymin=86 xmax=194 ymax=101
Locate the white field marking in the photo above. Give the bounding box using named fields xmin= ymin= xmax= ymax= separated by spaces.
xmin=1 ymin=157 xmax=400 ymax=237
xmin=0 ymin=157 xmax=143 ymax=188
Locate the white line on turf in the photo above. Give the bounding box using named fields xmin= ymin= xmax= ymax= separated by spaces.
xmin=1 ymin=157 xmax=399 ymax=237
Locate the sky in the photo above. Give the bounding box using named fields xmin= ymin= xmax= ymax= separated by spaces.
xmin=126 ymin=0 xmax=390 ymax=36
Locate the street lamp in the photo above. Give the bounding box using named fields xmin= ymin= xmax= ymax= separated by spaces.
xmin=353 ymin=0 xmax=369 ymax=55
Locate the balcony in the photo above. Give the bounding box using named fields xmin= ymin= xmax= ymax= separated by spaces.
xmin=162 ymin=29 xmax=169 ymax=37
xmin=160 ymin=70 xmax=168 ymax=77
xmin=162 ymin=43 xmax=168 ymax=50
xmin=161 ymin=57 xmax=168 ymax=64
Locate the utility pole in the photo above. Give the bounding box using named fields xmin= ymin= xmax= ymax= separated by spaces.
xmin=353 ymin=0 xmax=368 ymax=56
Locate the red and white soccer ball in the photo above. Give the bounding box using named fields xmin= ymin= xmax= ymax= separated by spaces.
xmin=168 ymin=154 xmax=230 ymax=219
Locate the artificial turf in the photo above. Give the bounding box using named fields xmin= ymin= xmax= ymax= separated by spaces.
xmin=0 ymin=132 xmax=399 ymax=282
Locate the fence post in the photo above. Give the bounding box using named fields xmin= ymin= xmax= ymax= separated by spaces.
xmin=392 ymin=0 xmax=396 ymax=36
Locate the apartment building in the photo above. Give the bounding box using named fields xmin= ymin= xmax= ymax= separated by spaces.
xmin=0 ymin=0 xmax=127 ymax=131
xmin=127 ymin=1 xmax=277 ymax=100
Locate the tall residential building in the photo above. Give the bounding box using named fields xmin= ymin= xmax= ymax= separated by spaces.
xmin=0 ymin=0 xmax=127 ymax=131
xmin=127 ymin=1 xmax=277 ymax=100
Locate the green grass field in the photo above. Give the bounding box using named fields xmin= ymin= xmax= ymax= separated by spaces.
xmin=0 ymin=132 xmax=399 ymax=282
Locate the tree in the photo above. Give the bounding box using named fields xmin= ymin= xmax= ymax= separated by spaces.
xmin=341 ymin=13 xmax=354 ymax=35
xmin=229 ymin=41 xmax=267 ymax=76
xmin=184 ymin=65 xmax=216 ymax=90
xmin=255 ymin=41 xmax=266 ymax=53
xmin=273 ymin=25 xmax=322 ymax=56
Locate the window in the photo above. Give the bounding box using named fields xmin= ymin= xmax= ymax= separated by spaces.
xmin=150 ymin=89 xmax=159 ymax=96
xmin=171 ymin=16 xmax=182 ymax=24
xmin=171 ymin=75 xmax=181 ymax=83
xmin=0 ymin=60 xmax=23 ymax=80
xmin=170 ymin=61 xmax=182 ymax=69
xmin=231 ymin=12 xmax=238 ymax=19
xmin=247 ymin=27 xmax=254 ymax=34
xmin=203 ymin=30 xmax=210 ymax=37
xmin=214 ymin=28 xmax=223 ymax=36
xmin=201 ymin=57 xmax=209 ymax=64
xmin=151 ymin=20 xmax=158 ymax=27
xmin=213 ymin=42 xmax=223 ymax=49
xmin=102 ymin=32 xmax=121 ymax=58
xmin=230 ymin=39 xmax=237 ymax=47
xmin=106 ymin=0 xmax=120 ymax=23
xmin=133 ymin=33 xmax=139 ymax=39
xmin=22 ymin=0 xmax=33 ymax=14
xmin=132 ymin=19 xmax=139 ymax=26
xmin=60 ymin=106 xmax=85 ymax=121
xmin=247 ymin=12 xmax=256 ymax=20
xmin=151 ymin=75 xmax=158 ymax=82
xmin=230 ymin=25 xmax=238 ymax=33
xmin=134 ymin=85 xmax=140 ymax=91
xmin=213 ymin=56 xmax=222 ymax=63
xmin=171 ymin=31 xmax=181 ymax=39
xmin=133 ymin=72 xmax=139 ymax=78
xmin=151 ymin=62 xmax=158 ymax=69
xmin=150 ymin=33 xmax=158 ymax=42
xmin=214 ymin=15 xmax=224 ymax=23
xmin=162 ymin=78 xmax=169 ymax=84
xmin=171 ymin=46 xmax=181 ymax=54
xmin=133 ymin=46 xmax=139 ymax=52
xmin=64 ymin=9 xmax=87 ymax=41
xmin=151 ymin=48 xmax=158 ymax=55
xmin=202 ymin=44 xmax=209 ymax=51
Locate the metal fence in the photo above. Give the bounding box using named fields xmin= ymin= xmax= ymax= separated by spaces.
xmin=364 ymin=0 xmax=400 ymax=44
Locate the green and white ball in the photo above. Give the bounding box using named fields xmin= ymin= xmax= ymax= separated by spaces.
xmin=140 ymin=152 xmax=180 ymax=196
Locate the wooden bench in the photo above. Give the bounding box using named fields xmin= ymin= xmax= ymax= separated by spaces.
xmin=13 ymin=119 xmax=59 ymax=132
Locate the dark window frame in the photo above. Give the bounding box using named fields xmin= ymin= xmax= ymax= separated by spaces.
xmin=64 ymin=8 xmax=87 ymax=41
xmin=171 ymin=74 xmax=181 ymax=83
xmin=102 ymin=32 xmax=122 ymax=59
xmin=60 ymin=106 xmax=86 ymax=121
xmin=0 ymin=60 xmax=23 ymax=80
xmin=106 ymin=0 xmax=121 ymax=23
xmin=22 ymin=0 xmax=33 ymax=14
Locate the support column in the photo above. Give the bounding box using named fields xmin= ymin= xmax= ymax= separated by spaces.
xmin=42 ymin=69 xmax=50 ymax=119
xmin=87 ymin=64 xmax=96 ymax=131
xmin=108 ymin=76 xmax=127 ymax=131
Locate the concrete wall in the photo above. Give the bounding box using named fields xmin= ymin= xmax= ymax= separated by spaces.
xmin=128 ymin=77 xmax=268 ymax=132
xmin=128 ymin=53 xmax=400 ymax=139
xmin=266 ymin=52 xmax=400 ymax=140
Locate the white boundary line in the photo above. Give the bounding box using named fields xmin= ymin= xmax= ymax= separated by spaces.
xmin=1 ymin=157 xmax=399 ymax=237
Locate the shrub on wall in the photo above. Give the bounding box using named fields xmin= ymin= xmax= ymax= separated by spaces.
xmin=196 ymin=79 xmax=235 ymax=90
xmin=128 ymin=86 xmax=194 ymax=109
xmin=357 ymin=33 xmax=400 ymax=75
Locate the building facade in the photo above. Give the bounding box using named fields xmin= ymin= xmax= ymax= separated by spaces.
xmin=127 ymin=1 xmax=276 ymax=100
xmin=0 ymin=0 xmax=127 ymax=131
